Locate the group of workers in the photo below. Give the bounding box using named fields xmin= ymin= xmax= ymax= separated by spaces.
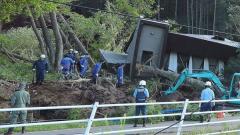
xmin=31 ymin=49 xmax=124 ymax=87
xmin=132 ymin=80 xmax=216 ymax=127
xmin=2 ymin=49 xmax=227 ymax=134
xmin=3 ymin=79 xmax=216 ymax=135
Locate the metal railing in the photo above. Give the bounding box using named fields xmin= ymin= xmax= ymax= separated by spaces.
xmin=1 ymin=99 xmax=240 ymax=135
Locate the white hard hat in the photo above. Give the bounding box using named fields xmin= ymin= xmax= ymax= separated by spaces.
xmin=69 ymin=49 xmax=74 ymax=52
xmin=40 ymin=54 xmax=46 ymax=59
xmin=74 ymin=50 xmax=78 ymax=54
xmin=139 ymin=80 xmax=146 ymax=86
xmin=205 ymin=81 xmax=212 ymax=87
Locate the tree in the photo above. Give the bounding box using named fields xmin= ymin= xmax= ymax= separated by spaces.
xmin=228 ymin=1 xmax=240 ymax=35
xmin=0 ymin=0 xmax=79 ymax=71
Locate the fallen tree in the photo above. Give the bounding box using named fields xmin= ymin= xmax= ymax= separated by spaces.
xmin=0 ymin=47 xmax=34 ymax=63
xmin=136 ymin=65 xmax=206 ymax=101
xmin=137 ymin=65 xmax=205 ymax=89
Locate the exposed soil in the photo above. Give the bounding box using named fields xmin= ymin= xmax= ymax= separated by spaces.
xmin=0 ymin=78 xmax=201 ymax=121
xmin=0 ymin=79 xmax=134 ymax=120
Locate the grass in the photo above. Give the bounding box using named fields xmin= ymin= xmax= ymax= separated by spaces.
xmin=0 ymin=123 xmax=86 ymax=134
xmin=0 ymin=55 xmax=59 ymax=82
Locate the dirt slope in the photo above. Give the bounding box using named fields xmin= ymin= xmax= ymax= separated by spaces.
xmin=0 ymin=79 xmax=134 ymax=120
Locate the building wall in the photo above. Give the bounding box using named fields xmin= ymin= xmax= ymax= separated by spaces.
xmin=167 ymin=52 xmax=224 ymax=75
xmin=136 ymin=25 xmax=166 ymax=67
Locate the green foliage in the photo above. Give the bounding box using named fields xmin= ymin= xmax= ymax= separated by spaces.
xmin=69 ymin=11 xmax=125 ymax=58
xmin=0 ymin=123 xmax=85 ymax=134
xmin=0 ymin=54 xmax=58 ymax=81
xmin=110 ymin=0 xmax=156 ymax=17
xmin=0 ymin=0 xmax=72 ymax=22
xmin=184 ymin=103 xmax=201 ymax=121
xmin=1 ymin=27 xmax=40 ymax=59
xmin=67 ymin=108 xmax=91 ymax=120
xmin=126 ymin=105 xmax=164 ymax=124
xmin=0 ymin=55 xmax=32 ymax=81
xmin=227 ymin=1 xmax=240 ymax=37
xmin=67 ymin=109 xmax=81 ymax=120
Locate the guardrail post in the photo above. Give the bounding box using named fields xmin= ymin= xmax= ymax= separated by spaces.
xmin=84 ymin=102 xmax=99 ymax=135
xmin=177 ymin=99 xmax=189 ymax=135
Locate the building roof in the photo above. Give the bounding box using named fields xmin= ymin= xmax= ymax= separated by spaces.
xmin=99 ymin=49 xmax=130 ymax=64
xmin=183 ymin=34 xmax=240 ymax=48
xmin=167 ymin=33 xmax=240 ymax=60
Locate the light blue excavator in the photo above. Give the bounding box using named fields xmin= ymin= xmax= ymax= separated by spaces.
xmin=164 ymin=69 xmax=240 ymax=105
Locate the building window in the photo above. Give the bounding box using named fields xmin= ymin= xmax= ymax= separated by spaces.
xmin=177 ymin=54 xmax=190 ymax=73
xmin=192 ymin=57 xmax=204 ymax=70
xmin=141 ymin=51 xmax=153 ymax=66
xmin=209 ymin=58 xmax=218 ymax=74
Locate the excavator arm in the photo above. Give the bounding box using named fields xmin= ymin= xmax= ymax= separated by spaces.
xmin=164 ymin=69 xmax=227 ymax=99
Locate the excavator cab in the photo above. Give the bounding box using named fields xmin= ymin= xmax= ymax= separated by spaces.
xmin=229 ymin=73 xmax=240 ymax=99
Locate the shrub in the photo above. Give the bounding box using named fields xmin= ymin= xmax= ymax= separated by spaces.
xmin=67 ymin=109 xmax=81 ymax=120
xmin=126 ymin=104 xmax=164 ymax=124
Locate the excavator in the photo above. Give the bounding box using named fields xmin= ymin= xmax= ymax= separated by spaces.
xmin=163 ymin=69 xmax=240 ymax=105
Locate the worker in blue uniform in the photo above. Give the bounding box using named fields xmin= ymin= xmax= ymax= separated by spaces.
xmin=79 ymin=54 xmax=89 ymax=77
xmin=92 ymin=61 xmax=103 ymax=84
xmin=65 ymin=49 xmax=74 ymax=60
xmin=133 ymin=80 xmax=149 ymax=127
xmin=199 ymin=81 xmax=215 ymax=123
xmin=60 ymin=55 xmax=75 ymax=79
xmin=32 ymin=54 xmax=48 ymax=85
xmin=116 ymin=64 xmax=124 ymax=87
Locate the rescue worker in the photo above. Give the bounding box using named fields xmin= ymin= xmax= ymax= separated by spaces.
xmin=65 ymin=49 xmax=75 ymax=60
xmin=91 ymin=61 xmax=103 ymax=84
xmin=116 ymin=64 xmax=124 ymax=87
xmin=199 ymin=81 xmax=215 ymax=123
xmin=79 ymin=53 xmax=89 ymax=77
xmin=133 ymin=80 xmax=149 ymax=127
xmin=71 ymin=50 xmax=79 ymax=72
xmin=32 ymin=54 xmax=48 ymax=85
xmin=60 ymin=55 xmax=75 ymax=79
xmin=4 ymin=82 xmax=30 ymax=135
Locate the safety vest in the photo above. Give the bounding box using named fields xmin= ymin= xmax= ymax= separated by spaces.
xmin=136 ymin=88 xmax=147 ymax=103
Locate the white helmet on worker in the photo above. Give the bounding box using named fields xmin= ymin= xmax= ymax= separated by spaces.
xmin=139 ymin=80 xmax=146 ymax=86
xmin=40 ymin=54 xmax=46 ymax=59
xmin=74 ymin=50 xmax=78 ymax=54
xmin=205 ymin=81 xmax=212 ymax=87
xmin=69 ymin=49 xmax=74 ymax=52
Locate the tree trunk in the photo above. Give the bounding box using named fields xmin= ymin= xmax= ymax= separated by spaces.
xmin=195 ymin=0 xmax=198 ymax=34
xmin=0 ymin=21 xmax=2 ymax=33
xmin=187 ymin=0 xmax=190 ymax=33
xmin=206 ymin=2 xmax=209 ymax=35
xmin=29 ymin=9 xmax=46 ymax=55
xmin=59 ymin=26 xmax=71 ymax=49
xmin=50 ymin=12 xmax=63 ymax=71
xmin=175 ymin=0 xmax=178 ymax=21
xmin=199 ymin=0 xmax=202 ymax=34
xmin=39 ymin=15 xmax=55 ymax=66
xmin=213 ymin=0 xmax=217 ymax=35
xmin=191 ymin=0 xmax=194 ymax=34
xmin=0 ymin=47 xmax=34 ymax=63
xmin=137 ymin=65 xmax=205 ymax=89
xmin=58 ymin=14 xmax=95 ymax=65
